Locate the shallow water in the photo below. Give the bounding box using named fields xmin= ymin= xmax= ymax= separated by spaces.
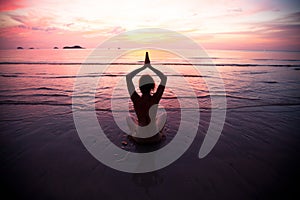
xmin=1 ymin=49 xmax=300 ymax=199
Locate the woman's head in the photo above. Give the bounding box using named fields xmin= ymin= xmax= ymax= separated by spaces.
xmin=139 ymin=74 xmax=155 ymax=95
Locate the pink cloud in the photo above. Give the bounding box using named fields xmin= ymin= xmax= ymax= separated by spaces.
xmin=0 ymin=0 xmax=299 ymax=50
xmin=7 ymin=12 xmax=57 ymax=28
xmin=108 ymin=26 xmax=126 ymax=35
xmin=0 ymin=24 xmax=127 ymax=49
xmin=0 ymin=0 xmax=27 ymax=11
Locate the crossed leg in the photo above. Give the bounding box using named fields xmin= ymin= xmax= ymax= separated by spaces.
xmin=126 ymin=112 xmax=167 ymax=144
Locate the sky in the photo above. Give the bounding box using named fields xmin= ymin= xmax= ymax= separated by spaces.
xmin=0 ymin=0 xmax=300 ymax=50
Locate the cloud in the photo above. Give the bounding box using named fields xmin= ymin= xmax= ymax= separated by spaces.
xmin=64 ymin=23 xmax=74 ymax=27
xmin=17 ymin=24 xmax=57 ymax=32
xmin=2 ymin=13 xmax=58 ymax=33
xmin=108 ymin=26 xmax=126 ymax=35
xmin=0 ymin=0 xmax=27 ymax=11
xmin=276 ymin=11 xmax=300 ymax=23
xmin=0 ymin=0 xmax=299 ymax=50
xmin=8 ymin=14 xmax=27 ymax=24
xmin=250 ymin=11 xmax=300 ymax=37
xmin=199 ymin=10 xmax=300 ymax=51
xmin=227 ymin=8 xmax=243 ymax=13
xmin=0 ymin=24 xmax=108 ymax=49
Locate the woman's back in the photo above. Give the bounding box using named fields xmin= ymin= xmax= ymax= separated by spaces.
xmin=126 ymin=52 xmax=167 ymax=143
xmin=132 ymin=84 xmax=165 ymax=126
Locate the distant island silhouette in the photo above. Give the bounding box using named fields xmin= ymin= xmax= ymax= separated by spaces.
xmin=17 ymin=47 xmax=23 ymax=49
xmin=63 ymin=45 xmax=84 ymax=49
xmin=53 ymin=47 xmax=59 ymax=49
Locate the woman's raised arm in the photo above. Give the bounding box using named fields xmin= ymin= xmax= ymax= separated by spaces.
xmin=126 ymin=65 xmax=146 ymax=97
xmin=148 ymin=65 xmax=167 ymax=86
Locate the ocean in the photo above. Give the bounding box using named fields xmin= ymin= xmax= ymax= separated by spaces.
xmin=1 ymin=49 xmax=300 ymax=199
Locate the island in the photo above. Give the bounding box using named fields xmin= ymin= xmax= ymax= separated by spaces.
xmin=17 ymin=47 xmax=23 ymax=49
xmin=53 ymin=47 xmax=59 ymax=49
xmin=63 ymin=45 xmax=84 ymax=49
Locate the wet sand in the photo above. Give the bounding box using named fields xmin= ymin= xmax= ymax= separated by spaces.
xmin=1 ymin=104 xmax=300 ymax=200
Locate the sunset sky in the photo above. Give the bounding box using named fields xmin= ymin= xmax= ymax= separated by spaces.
xmin=0 ymin=0 xmax=299 ymax=50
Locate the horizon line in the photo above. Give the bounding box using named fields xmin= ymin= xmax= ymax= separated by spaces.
xmin=1 ymin=47 xmax=300 ymax=52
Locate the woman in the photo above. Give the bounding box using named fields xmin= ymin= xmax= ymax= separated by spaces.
xmin=126 ymin=52 xmax=167 ymax=144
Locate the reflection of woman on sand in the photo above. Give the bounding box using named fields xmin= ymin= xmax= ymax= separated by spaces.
xmin=126 ymin=52 xmax=167 ymax=144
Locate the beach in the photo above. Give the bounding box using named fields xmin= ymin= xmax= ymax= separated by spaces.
xmin=1 ymin=49 xmax=300 ymax=199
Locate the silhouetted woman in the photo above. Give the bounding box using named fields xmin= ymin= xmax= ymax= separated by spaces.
xmin=126 ymin=52 xmax=167 ymax=144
